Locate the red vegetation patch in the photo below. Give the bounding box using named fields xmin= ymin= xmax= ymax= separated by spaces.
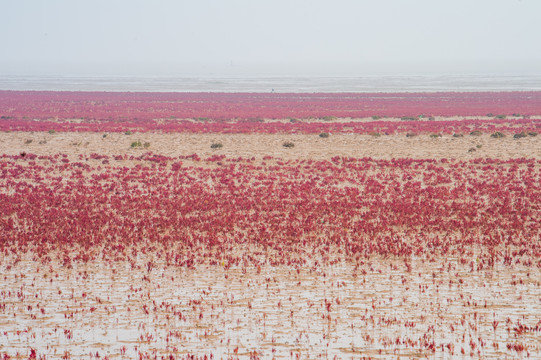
xmin=1 ymin=154 xmax=540 ymax=268
xmin=1 ymin=91 xmax=541 ymax=133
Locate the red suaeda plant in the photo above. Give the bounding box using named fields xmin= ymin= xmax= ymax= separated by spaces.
xmin=1 ymin=152 xmax=541 ymax=358
xmin=2 ymin=153 xmax=540 ymax=268
xmin=1 ymin=91 xmax=541 ymax=133
xmin=2 ymin=92 xmax=541 ymax=358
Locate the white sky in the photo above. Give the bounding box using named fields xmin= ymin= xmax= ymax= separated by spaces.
xmin=1 ymin=0 xmax=541 ymax=76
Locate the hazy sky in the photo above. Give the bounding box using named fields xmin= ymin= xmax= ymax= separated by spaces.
xmin=1 ymin=0 xmax=541 ymax=76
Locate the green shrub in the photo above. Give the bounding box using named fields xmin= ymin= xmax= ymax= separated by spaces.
xmin=282 ymin=141 xmax=295 ymax=148
xmin=319 ymin=132 xmax=329 ymax=138
xmin=468 ymin=147 xmax=476 ymax=153
xmin=452 ymin=133 xmax=464 ymax=138
xmin=102 ymin=133 xmax=108 ymax=138
xmin=369 ymin=132 xmax=381 ymax=137
xmin=401 ymin=116 xmax=417 ymax=121
xmin=320 ymin=116 xmax=337 ymax=121
xmin=514 ymin=132 xmax=527 ymax=139
xmin=470 ymin=130 xmax=482 ymax=136
xmin=48 ymin=129 xmax=56 ymax=134
xmin=24 ymin=139 xmax=33 ymax=144
xmin=495 ymin=115 xmax=506 ymax=119
xmin=528 ymin=132 xmax=538 ymax=137
xmin=430 ymin=133 xmax=442 ymax=138
xmin=124 ymin=131 xmax=132 ymax=135
xmin=131 ymin=141 xmax=142 ymax=148
xmin=371 ymin=116 xmax=381 ymax=120
xmin=406 ymin=132 xmax=417 ymax=138
xmin=143 ymin=142 xmax=151 ymax=149
xmin=210 ymin=143 xmax=223 ymax=149
xmin=490 ymin=132 xmax=505 ymax=138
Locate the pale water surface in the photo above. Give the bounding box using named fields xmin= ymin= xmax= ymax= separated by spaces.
xmin=1 ymin=75 xmax=540 ymax=92
xmin=1 ymin=258 xmax=540 ymax=359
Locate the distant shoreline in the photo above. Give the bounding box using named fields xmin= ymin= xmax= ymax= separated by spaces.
xmin=1 ymin=74 xmax=541 ymax=92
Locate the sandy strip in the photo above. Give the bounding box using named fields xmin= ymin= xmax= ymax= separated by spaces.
xmin=2 ymin=131 xmax=540 ymax=161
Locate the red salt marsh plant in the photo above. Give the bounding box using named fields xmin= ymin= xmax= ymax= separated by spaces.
xmin=2 ymin=91 xmax=541 ymax=134
xmin=1 ymin=153 xmax=541 ymax=269
xmin=2 ymin=91 xmax=541 ymax=121
xmin=1 ymin=152 xmax=541 ymax=359
xmin=2 ymin=115 xmax=541 ymax=135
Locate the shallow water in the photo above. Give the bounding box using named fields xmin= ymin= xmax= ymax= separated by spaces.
xmin=1 ymin=74 xmax=541 ymax=92
xmin=1 ymin=257 xmax=540 ymax=359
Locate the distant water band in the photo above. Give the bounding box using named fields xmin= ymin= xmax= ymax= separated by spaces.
xmin=0 ymin=75 xmax=540 ymax=92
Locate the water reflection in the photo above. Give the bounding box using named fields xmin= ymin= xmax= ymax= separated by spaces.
xmin=1 ymin=257 xmax=540 ymax=358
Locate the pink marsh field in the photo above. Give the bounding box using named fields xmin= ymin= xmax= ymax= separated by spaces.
xmin=1 ymin=91 xmax=541 ymax=359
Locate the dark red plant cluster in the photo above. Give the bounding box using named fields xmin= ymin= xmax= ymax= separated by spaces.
xmin=2 ymin=91 xmax=541 ymax=359
xmin=2 ymin=153 xmax=540 ymax=269
xmin=2 ymin=115 xmax=541 ymax=135
xmin=1 ymin=91 xmax=541 ymax=133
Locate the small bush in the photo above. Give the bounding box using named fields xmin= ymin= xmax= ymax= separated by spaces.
xmin=405 ymin=132 xmax=417 ymax=138
xmin=371 ymin=116 xmax=381 ymax=120
xmin=430 ymin=133 xmax=442 ymax=138
xmin=512 ymin=113 xmax=521 ymax=117
xmin=131 ymin=141 xmax=142 ymax=148
xmin=528 ymin=132 xmax=538 ymax=137
xmin=452 ymin=133 xmax=464 ymax=138
xmin=210 ymin=143 xmax=223 ymax=149
xmin=102 ymin=134 xmax=108 ymax=138
xmin=428 ymin=116 xmax=436 ymax=121
xmin=289 ymin=118 xmax=298 ymax=123
xmin=282 ymin=141 xmax=295 ymax=148
xmin=514 ymin=132 xmax=527 ymax=139
xmin=319 ymin=132 xmax=329 ymax=138
xmin=39 ymin=140 xmax=46 ymax=145
xmin=48 ymin=129 xmax=56 ymax=134
xmin=486 ymin=113 xmax=494 ymax=117
xmin=320 ymin=116 xmax=337 ymax=121
xmin=401 ymin=116 xmax=417 ymax=121
xmin=24 ymin=139 xmax=33 ymax=144
xmin=495 ymin=115 xmax=506 ymax=119
xmin=476 ymin=144 xmax=482 ymax=149
xmin=470 ymin=130 xmax=482 ymax=136
xmin=369 ymin=132 xmax=381 ymax=137
xmin=124 ymin=131 xmax=132 ymax=135
xmin=468 ymin=147 xmax=476 ymax=153
xmin=490 ymin=132 xmax=505 ymax=138
xmin=143 ymin=142 xmax=151 ymax=149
